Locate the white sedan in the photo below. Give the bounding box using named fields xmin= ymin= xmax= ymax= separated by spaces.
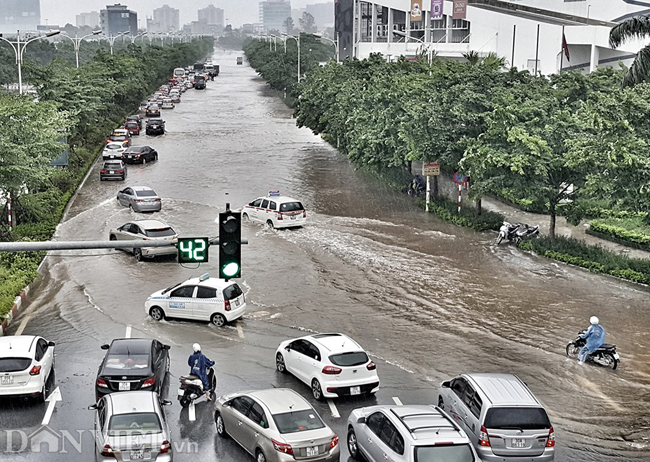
xmin=275 ymin=333 xmax=379 ymax=400
xmin=0 ymin=335 xmax=55 ymax=401
xmin=102 ymin=142 xmax=128 ymax=160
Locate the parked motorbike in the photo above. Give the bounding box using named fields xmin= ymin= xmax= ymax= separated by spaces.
xmin=566 ymin=331 xmax=620 ymax=369
xmin=178 ymin=367 xmax=216 ymax=408
xmin=496 ymin=221 xmax=539 ymax=245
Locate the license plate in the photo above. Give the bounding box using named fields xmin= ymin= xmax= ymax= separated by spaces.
xmin=233 ymin=299 xmax=240 ymax=307
xmin=350 ymin=386 xmax=361 ymax=395
xmin=511 ymin=438 xmax=526 ymax=448
xmin=290 ymin=215 xmax=296 ymax=220
xmin=119 ymin=382 xmax=130 ymax=391
xmin=613 ymin=353 xmax=620 ymax=360
xmin=1 ymin=375 xmax=14 ymax=385
xmin=109 ymin=171 xmax=114 ymax=174
xmin=130 ymin=450 xmax=144 ymax=459
xmin=178 ymin=388 xmax=185 ymax=396
xmin=128 ymin=155 xmax=133 ymax=158
xmin=306 ymin=446 xmax=319 ymax=457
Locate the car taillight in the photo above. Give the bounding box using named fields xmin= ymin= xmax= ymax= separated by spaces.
xmin=272 ymin=439 xmax=293 ymax=455
xmin=155 ymin=198 xmax=161 ymax=202
xmin=100 ymin=444 xmax=115 ymax=457
xmin=303 ymin=210 xmax=307 ymax=218
xmin=366 ymin=361 xmax=376 ymax=371
xmin=100 ymin=170 xmax=107 ymax=173
xmin=546 ymin=426 xmax=555 ymax=447
xmin=330 ymin=435 xmax=339 ymax=449
xmin=96 ymin=377 xmax=108 ymax=388
xmin=277 ymin=213 xmax=283 ymax=220
xmin=159 ymin=440 xmax=171 ymax=454
xmin=29 ymin=365 xmax=41 ymax=375
xmin=117 ymin=170 xmax=124 ymax=173
xmin=479 ymin=425 xmax=491 ymax=447
xmin=224 ymin=299 xmax=231 ymax=311
xmin=322 ymin=366 xmax=342 ymax=375
xmin=142 ymin=376 xmax=155 ymax=388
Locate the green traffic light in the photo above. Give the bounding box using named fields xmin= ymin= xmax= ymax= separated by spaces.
xmin=222 ymin=262 xmax=240 ymax=277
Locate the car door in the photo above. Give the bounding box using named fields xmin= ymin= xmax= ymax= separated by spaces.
xmin=461 ymin=384 xmax=482 ymax=444
xmin=151 ymin=340 xmax=165 ymax=391
xmin=223 ymin=396 xmax=254 ymax=450
xmin=193 ymin=285 xmax=218 ymax=321
xmin=34 ymin=338 xmax=53 ymax=384
xmin=119 ymin=188 xmax=134 ymax=207
xmin=167 ymin=285 xmax=197 ymax=320
xmin=376 ymin=418 xmax=402 ymax=462
xmin=449 ymin=378 xmax=470 ymax=431
xmin=303 ymin=341 xmax=322 ymax=383
xmin=268 ymin=201 xmax=278 ymax=225
xmin=239 ymin=399 xmax=268 ymax=454
xmin=114 ymin=223 xmax=133 ymax=241
xmin=284 ymin=339 xmax=308 ymax=383
xmin=246 ymin=199 xmax=262 ymax=222
xmin=94 ymin=398 xmax=107 ymax=456
xmin=358 ymin=411 xmax=386 ymax=462
xmin=259 ymin=199 xmax=270 ymax=224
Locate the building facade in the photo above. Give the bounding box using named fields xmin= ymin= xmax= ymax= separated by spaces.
xmin=100 ymin=3 xmax=138 ymax=37
xmin=336 ymin=0 xmax=648 ymax=75
xmin=198 ymin=4 xmax=225 ymax=27
xmin=260 ymin=0 xmax=292 ymax=33
xmin=0 ymin=0 xmax=41 ymax=33
xmin=76 ymin=11 xmax=100 ymax=29
xmin=148 ymin=4 xmax=180 ymax=33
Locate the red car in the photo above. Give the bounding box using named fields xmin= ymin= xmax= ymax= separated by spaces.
xmin=124 ymin=121 xmax=140 ymax=136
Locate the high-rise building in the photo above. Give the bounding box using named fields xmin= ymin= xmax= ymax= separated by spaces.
xmin=100 ymin=3 xmax=137 ymax=37
xmin=198 ymin=4 xmax=225 ymax=28
xmin=260 ymin=0 xmax=291 ymax=33
xmin=0 ymin=0 xmax=41 ymax=33
xmin=148 ymin=4 xmax=179 ymax=33
xmin=76 ymin=11 xmax=100 ymax=29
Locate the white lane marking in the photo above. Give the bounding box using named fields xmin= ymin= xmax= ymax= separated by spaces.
xmin=125 ymin=325 xmax=132 ymax=338
xmin=237 ymin=325 xmax=244 ymax=338
xmin=15 ymin=313 xmax=33 ymax=336
xmin=392 ymin=397 xmax=403 ymax=406
xmin=189 ymin=402 xmax=196 ymax=421
xmin=42 ymin=386 xmax=62 ymax=426
xmin=328 ymin=400 xmax=340 ymax=418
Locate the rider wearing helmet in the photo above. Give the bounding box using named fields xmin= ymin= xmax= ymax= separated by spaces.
xmin=578 ymin=316 xmax=606 ymax=365
xmin=188 ymin=343 xmax=215 ymax=400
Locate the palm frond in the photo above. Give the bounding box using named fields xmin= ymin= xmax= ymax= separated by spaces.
xmin=623 ymin=44 xmax=650 ymax=87
xmin=610 ymin=15 xmax=650 ymax=48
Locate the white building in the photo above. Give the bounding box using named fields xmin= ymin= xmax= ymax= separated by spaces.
xmin=336 ymin=0 xmax=649 ymax=75
xmin=147 ymin=4 xmax=180 ymax=33
xmin=76 ymin=11 xmax=100 ymax=29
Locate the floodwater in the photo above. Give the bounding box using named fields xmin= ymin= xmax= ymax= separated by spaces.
xmin=3 ymin=50 xmax=649 ymax=461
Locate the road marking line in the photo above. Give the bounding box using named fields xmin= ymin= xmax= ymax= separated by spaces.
xmin=237 ymin=325 xmax=244 ymax=338
xmin=42 ymin=386 xmax=62 ymax=426
xmin=328 ymin=400 xmax=340 ymax=418
xmin=15 ymin=313 xmax=33 ymax=336
xmin=125 ymin=325 xmax=132 ymax=338
xmin=392 ymin=397 xmax=403 ymax=406
xmin=189 ymin=402 xmax=196 ymax=421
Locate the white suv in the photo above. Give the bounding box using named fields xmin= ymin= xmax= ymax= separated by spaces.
xmin=242 ymin=191 xmax=306 ymax=229
xmin=0 ymin=335 xmax=55 ymax=402
xmin=275 ymin=333 xmax=379 ymax=400
xmin=145 ymin=273 xmax=246 ymax=327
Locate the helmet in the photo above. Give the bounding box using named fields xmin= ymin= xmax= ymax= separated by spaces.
xmin=192 ymin=343 xmax=201 ymax=352
xmin=590 ymin=316 xmax=599 ymax=325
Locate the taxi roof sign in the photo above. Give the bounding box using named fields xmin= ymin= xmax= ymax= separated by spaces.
xmin=268 ymin=190 xmax=280 ymax=196
xmin=199 ymin=273 xmax=210 ymax=281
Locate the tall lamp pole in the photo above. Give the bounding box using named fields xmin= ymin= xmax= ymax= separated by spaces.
xmin=282 ymin=33 xmax=301 ymax=82
xmin=0 ymin=29 xmax=61 ymax=94
xmin=61 ymin=30 xmax=102 ymax=68
xmin=313 ymin=33 xmax=339 ymax=63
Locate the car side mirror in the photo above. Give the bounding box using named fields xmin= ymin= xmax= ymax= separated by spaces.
xmin=441 ymin=380 xmax=451 ymax=388
xmin=100 ymin=344 xmax=110 ymax=350
xmin=163 ymin=345 xmax=171 ymax=350
xmin=161 ymin=400 xmax=172 ymax=406
xmin=48 ymin=341 xmax=56 ymax=347
xmin=88 ymin=404 xmax=98 ymax=410
xmin=285 ymin=346 xmax=291 ymax=352
xmin=357 ymin=417 xmax=366 ymax=424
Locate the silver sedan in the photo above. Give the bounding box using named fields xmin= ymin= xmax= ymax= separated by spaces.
xmin=117 ymin=186 xmax=162 ymax=212
xmin=108 ymin=219 xmax=177 ymax=261
xmin=215 ymin=388 xmax=340 ymax=462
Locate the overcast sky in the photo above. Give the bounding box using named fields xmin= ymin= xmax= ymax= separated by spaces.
xmin=41 ymin=0 xmax=326 ymax=29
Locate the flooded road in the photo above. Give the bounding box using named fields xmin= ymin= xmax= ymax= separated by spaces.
xmin=1 ymin=50 xmax=649 ymax=461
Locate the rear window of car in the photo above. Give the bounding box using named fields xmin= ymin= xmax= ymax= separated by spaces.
xmin=103 ymin=162 xmax=122 ymax=168
xmin=148 ymin=119 xmax=163 ymax=124
xmin=272 ymin=410 xmax=326 ymax=434
xmin=126 ymin=122 xmax=138 ymax=128
xmin=0 ymin=358 xmax=32 ymax=372
xmin=484 ymin=407 xmax=551 ymax=430
xmin=108 ymin=413 xmax=162 ymax=436
xmin=329 ymin=352 xmax=369 ymax=367
xmin=145 ymin=227 xmax=174 ymax=238
xmin=415 ymin=444 xmax=475 ymax=462
xmin=136 ymin=190 xmax=157 ymax=197
xmin=106 ymin=144 xmax=122 ymax=150
xmin=223 ymin=284 xmax=243 ymax=300
xmin=280 ymin=202 xmax=304 ymax=212
xmin=104 ymin=354 xmax=150 ymax=374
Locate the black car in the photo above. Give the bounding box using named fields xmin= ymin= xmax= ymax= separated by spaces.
xmin=100 ymin=160 xmax=127 ymax=181
xmin=95 ymin=338 xmax=170 ymax=401
xmin=126 ymin=114 xmax=142 ymax=129
xmin=146 ymin=118 xmax=165 ymax=136
xmin=146 ymin=104 xmax=161 ymax=117
xmin=194 ymin=75 xmax=206 ymax=90
xmin=123 ymin=145 xmax=158 ymax=164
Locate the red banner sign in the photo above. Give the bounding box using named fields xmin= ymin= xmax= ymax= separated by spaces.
xmin=453 ymin=0 xmax=467 ymax=19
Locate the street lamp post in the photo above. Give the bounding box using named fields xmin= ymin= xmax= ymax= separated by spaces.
xmin=61 ymin=30 xmax=102 ymax=68
xmin=282 ymin=33 xmax=301 ymax=82
xmin=130 ymin=32 xmax=148 ymax=45
xmin=313 ymin=33 xmax=339 ymax=63
xmin=392 ymin=30 xmax=432 ymax=64
xmin=0 ymin=29 xmax=60 ymax=94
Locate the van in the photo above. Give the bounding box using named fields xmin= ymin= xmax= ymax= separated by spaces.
xmin=237 ymin=56 xmax=243 ymax=65
xmin=437 ymin=373 xmax=555 ymax=461
xmin=173 ymin=67 xmax=185 ymax=78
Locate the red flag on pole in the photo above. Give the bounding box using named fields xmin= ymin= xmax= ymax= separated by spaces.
xmin=562 ymin=34 xmax=570 ymax=62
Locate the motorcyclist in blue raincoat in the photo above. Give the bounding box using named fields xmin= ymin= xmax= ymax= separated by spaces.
xmin=188 ymin=343 xmax=215 ymax=400
xmin=578 ymin=316 xmax=606 ymax=364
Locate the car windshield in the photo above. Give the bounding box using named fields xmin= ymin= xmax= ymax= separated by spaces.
xmin=145 ymin=227 xmax=174 ymax=238
xmin=223 ymin=284 xmax=243 ymax=300
xmin=415 ymin=445 xmax=475 ymax=462
xmin=329 ymin=352 xmax=369 ymax=367
xmin=0 ymin=358 xmax=32 ymax=372
xmin=484 ymin=407 xmax=551 ymax=430
xmin=108 ymin=413 xmax=162 ymax=436
xmin=280 ymin=202 xmax=304 ymax=212
xmin=106 ymin=144 xmax=122 ymax=150
xmin=136 ymin=190 xmax=157 ymax=197
xmin=126 ymin=123 xmax=138 ymax=128
xmin=112 ymin=135 xmax=127 ymax=140
xmin=272 ymin=410 xmax=326 ymax=434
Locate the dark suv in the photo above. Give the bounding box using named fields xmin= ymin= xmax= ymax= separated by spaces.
xmin=145 ymin=104 xmax=161 ymax=117
xmin=145 ymin=118 xmax=165 ymax=136
xmin=100 ymin=160 xmax=127 ymax=181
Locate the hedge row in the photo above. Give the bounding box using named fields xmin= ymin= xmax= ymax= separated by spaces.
xmin=519 ymin=236 xmax=650 ymax=285
xmin=587 ymin=220 xmax=650 ymax=251
xmin=426 ymin=197 xmax=504 ymax=231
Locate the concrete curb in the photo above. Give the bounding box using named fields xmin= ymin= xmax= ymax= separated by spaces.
xmin=0 ymin=284 xmax=32 ymax=336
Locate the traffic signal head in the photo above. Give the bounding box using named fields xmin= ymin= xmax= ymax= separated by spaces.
xmin=218 ymin=211 xmax=241 ymax=279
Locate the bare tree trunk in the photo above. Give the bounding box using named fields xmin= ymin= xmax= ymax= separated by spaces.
xmin=477 ymin=198 xmax=482 ymax=215
xmin=549 ymin=201 xmax=556 ymax=240
xmin=407 ymin=160 xmax=412 ymax=175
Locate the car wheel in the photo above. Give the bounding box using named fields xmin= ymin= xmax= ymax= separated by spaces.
xmin=215 ymin=412 xmax=227 ymax=437
xmin=211 ymin=313 xmax=227 ymax=327
xmin=348 ymin=429 xmax=359 ymax=460
xmin=149 ymin=306 xmax=165 ymax=321
xmin=129 ymin=204 xmax=134 ymax=212
xmin=276 ymin=353 xmax=287 ymax=373
xmin=438 ymin=396 xmax=444 ymax=408
xmin=311 ymin=378 xmax=323 ymax=401
xmin=36 ymin=384 xmax=46 ymax=403
xmin=142 ymin=158 xmax=146 ymax=165
xmin=134 ymin=248 xmax=142 ymax=262
xmin=242 ymin=213 xmax=249 ymax=222
xmin=266 ymin=220 xmax=274 ymax=229
xmin=256 ymin=449 xmax=267 ymax=462
xmin=154 ymin=153 xmax=158 ymax=161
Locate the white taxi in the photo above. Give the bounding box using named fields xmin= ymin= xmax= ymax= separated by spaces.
xmin=0 ymin=335 xmax=55 ymax=402
xmin=144 ymin=273 xmax=246 ymax=327
xmin=242 ymin=191 xmax=306 ymax=229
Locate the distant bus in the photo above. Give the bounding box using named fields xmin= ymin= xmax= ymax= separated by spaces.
xmin=173 ymin=67 xmax=185 ymax=78
xmin=193 ymin=62 xmax=205 ymax=72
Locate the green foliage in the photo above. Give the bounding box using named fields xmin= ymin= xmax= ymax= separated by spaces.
xmin=426 ymin=197 xmax=504 ymax=231
xmin=587 ymin=217 xmax=650 ymax=250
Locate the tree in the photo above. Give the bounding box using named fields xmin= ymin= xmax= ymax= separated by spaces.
xmin=610 ymin=15 xmax=650 ymax=86
xmin=283 ymin=17 xmax=296 ymax=35
xmin=299 ymin=12 xmax=318 ymax=34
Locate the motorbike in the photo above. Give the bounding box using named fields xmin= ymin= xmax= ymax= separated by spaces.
xmin=566 ymin=331 xmax=620 ymax=369
xmin=178 ymin=366 xmax=216 ymax=408
xmin=496 ymin=221 xmax=539 ymax=245
xmin=406 ymin=180 xmax=425 ymax=197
